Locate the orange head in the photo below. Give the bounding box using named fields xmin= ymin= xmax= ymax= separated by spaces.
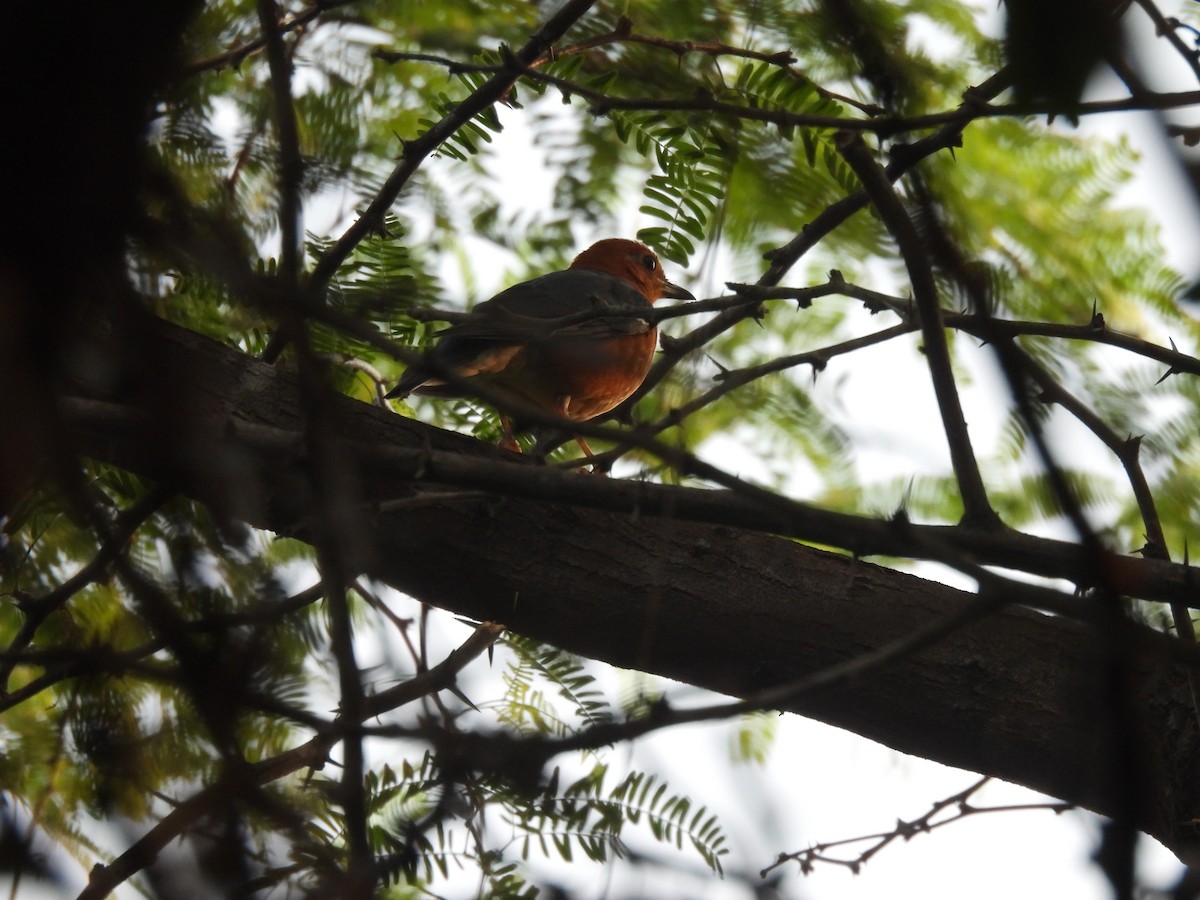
xmin=569 ymin=239 xmax=694 ymax=303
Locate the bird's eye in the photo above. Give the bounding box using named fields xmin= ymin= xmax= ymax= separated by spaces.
xmin=641 ymin=254 xmax=657 ymax=272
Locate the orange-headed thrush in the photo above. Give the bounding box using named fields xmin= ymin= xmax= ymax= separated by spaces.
xmin=387 ymin=239 xmax=693 ymax=453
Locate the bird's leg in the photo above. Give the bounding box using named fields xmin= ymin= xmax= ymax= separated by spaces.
xmin=499 ymin=415 xmax=521 ymax=452
xmin=553 ymin=394 xmax=607 ymax=476
xmin=575 ymin=436 xmax=612 ymax=476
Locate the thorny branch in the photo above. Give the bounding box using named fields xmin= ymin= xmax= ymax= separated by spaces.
xmin=760 ymin=778 xmax=1073 ymax=877
xmin=380 ymin=41 xmax=1200 ymax=135
xmin=835 ymin=131 xmax=998 ymax=528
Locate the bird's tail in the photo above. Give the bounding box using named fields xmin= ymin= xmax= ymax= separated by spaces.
xmin=384 ymin=368 xmax=429 ymax=399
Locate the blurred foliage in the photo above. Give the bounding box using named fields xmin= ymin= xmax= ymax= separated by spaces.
xmin=7 ymin=0 xmax=1200 ymax=895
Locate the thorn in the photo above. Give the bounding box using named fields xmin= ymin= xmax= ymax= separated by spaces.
xmin=447 ymin=683 xmax=479 ymax=711
xmin=1133 ymin=539 xmax=1168 ymax=561
xmin=1157 ymin=337 xmax=1182 ymax=384
xmin=1155 ymin=366 xmax=1179 ymax=386
xmin=706 ymin=353 xmax=730 ymax=376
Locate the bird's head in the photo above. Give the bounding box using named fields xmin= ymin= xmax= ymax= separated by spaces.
xmin=570 ymin=239 xmax=694 ymax=303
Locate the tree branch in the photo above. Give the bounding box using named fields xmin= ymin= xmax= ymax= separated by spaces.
xmin=835 ymin=131 xmax=998 ymax=528
xmin=56 ymin=313 xmax=1200 ymax=857
xmin=257 ymin=0 xmax=304 ymax=291
xmin=76 ymin=623 xmax=503 ymax=900
xmin=302 ymin=1 xmax=598 ymax=302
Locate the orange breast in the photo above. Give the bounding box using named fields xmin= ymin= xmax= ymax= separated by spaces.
xmin=502 ymin=329 xmax=658 ymax=421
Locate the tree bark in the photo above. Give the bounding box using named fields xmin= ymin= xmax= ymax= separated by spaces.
xmin=57 ymin=312 xmax=1200 ymax=858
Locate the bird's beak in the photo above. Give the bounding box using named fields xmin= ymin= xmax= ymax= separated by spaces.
xmin=659 ymin=278 xmax=695 ymax=301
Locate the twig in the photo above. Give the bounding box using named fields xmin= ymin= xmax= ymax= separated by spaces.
xmin=552 ymin=16 xmax=801 ymax=70
xmin=365 ymin=590 xmax=1014 ymax=771
xmin=179 ymin=0 xmax=361 ymax=78
xmin=76 ymin=623 xmax=504 ymax=900
xmin=1 ymin=486 xmax=171 ymax=694
xmin=623 ymin=320 xmax=916 ymax=459
xmin=261 ymin=0 xmax=602 ymax=363
xmin=761 ymin=777 xmax=1073 ymax=877
xmin=0 ymin=583 xmax=328 ymax=716
xmin=1130 ymin=0 xmax=1200 ymax=86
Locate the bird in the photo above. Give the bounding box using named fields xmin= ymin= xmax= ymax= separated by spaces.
xmin=387 ymin=238 xmax=693 ymax=457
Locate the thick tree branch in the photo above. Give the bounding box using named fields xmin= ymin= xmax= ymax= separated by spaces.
xmin=56 ymin=313 xmax=1200 ymax=857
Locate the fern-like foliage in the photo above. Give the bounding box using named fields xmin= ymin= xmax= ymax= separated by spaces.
xmin=415 ymin=62 xmax=505 ymax=163
xmin=497 ymin=634 xmax=613 ymax=733
xmin=509 ymin=764 xmax=728 ymax=877
xmin=352 ymin=637 xmax=728 ymax=895
xmin=608 ymin=110 xmax=730 ymax=266
xmin=731 ymin=62 xmax=845 ymax=169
